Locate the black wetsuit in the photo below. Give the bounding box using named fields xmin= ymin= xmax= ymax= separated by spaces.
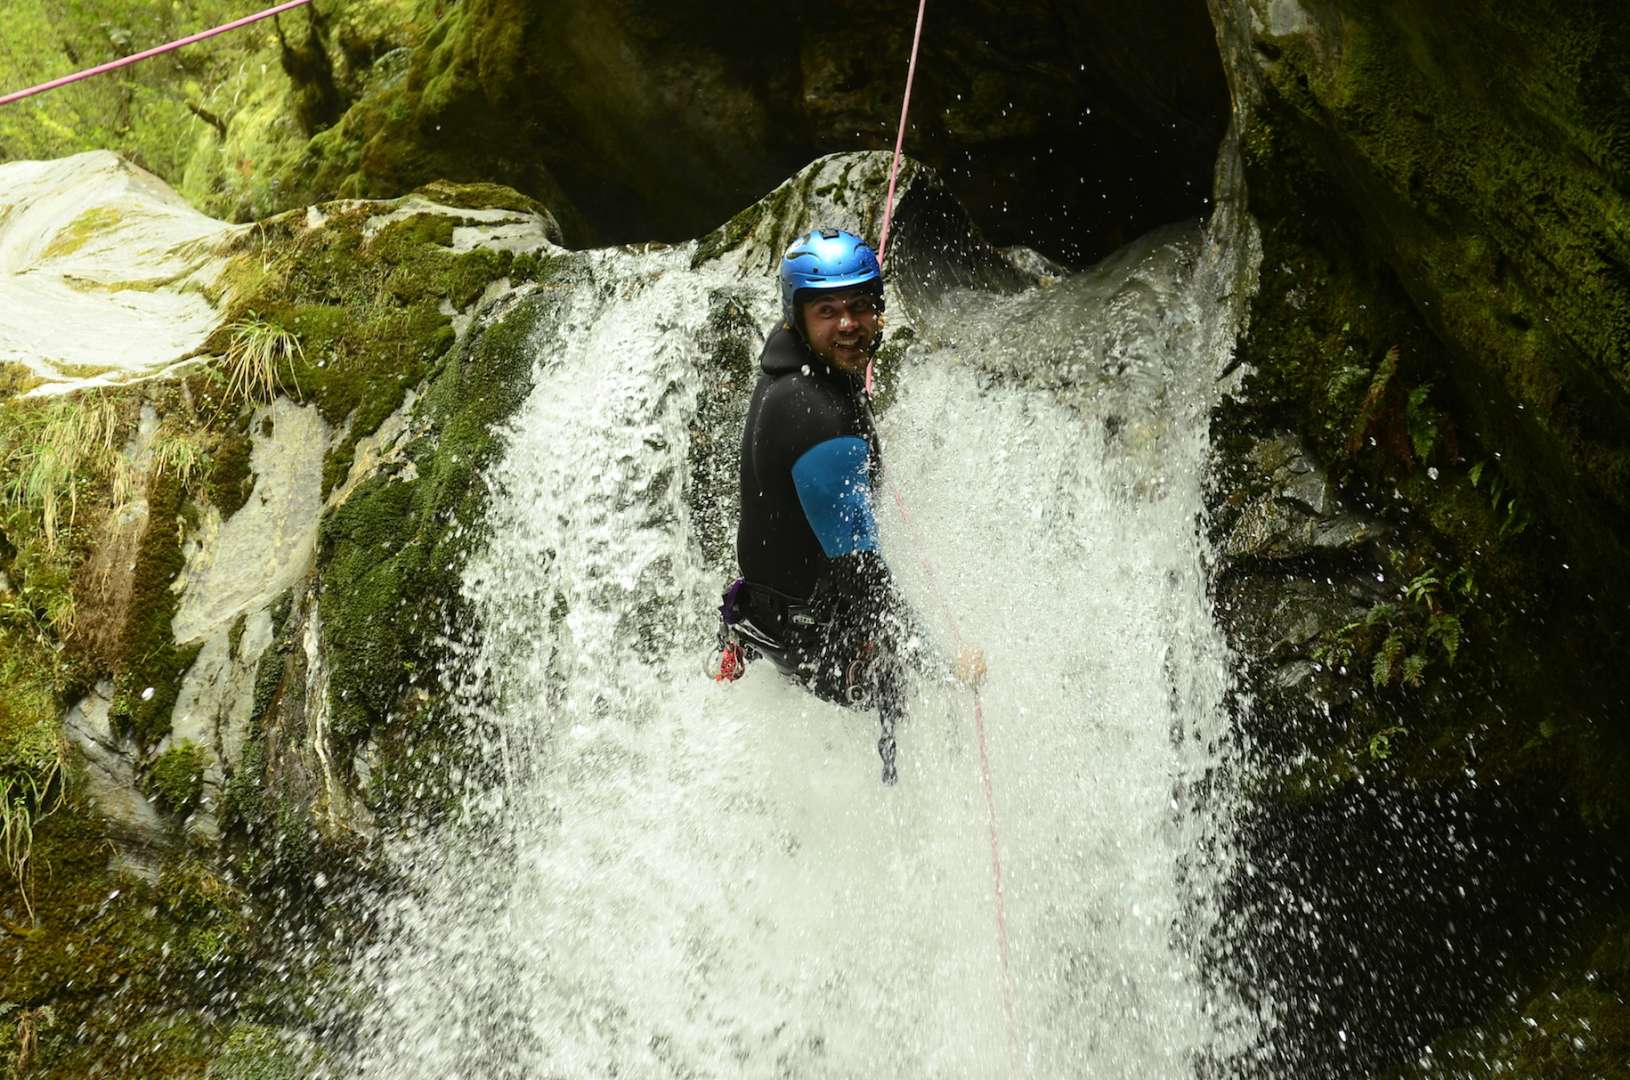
xmin=729 ymin=326 xmax=914 ymax=780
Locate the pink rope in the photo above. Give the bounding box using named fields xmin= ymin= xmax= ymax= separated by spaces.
xmin=0 ymin=0 xmax=313 ymax=108
xmin=888 ymin=485 xmax=1020 ymax=1073
xmin=975 ymin=692 xmax=1020 ymax=1069
xmin=865 ymin=0 xmax=928 ymax=399
xmin=874 ymin=0 xmax=927 ymax=270
xmin=864 ymin=4 xmax=1018 ymax=1065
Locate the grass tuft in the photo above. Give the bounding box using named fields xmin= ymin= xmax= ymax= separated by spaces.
xmin=222 ymin=313 xmax=304 ymax=406
xmin=0 ymin=637 xmax=67 ymax=925
xmin=0 ymin=393 xmax=130 ymax=550
xmin=151 ymin=423 xmax=212 ymax=492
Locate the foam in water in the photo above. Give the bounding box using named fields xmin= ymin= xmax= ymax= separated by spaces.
xmin=332 ymin=210 xmax=1258 ymax=1077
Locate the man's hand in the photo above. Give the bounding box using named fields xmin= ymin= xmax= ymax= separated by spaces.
xmin=954 ymin=647 xmax=988 ymax=688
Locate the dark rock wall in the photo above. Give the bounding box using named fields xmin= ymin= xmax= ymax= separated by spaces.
xmin=1229 ymin=0 xmax=1630 ymax=613
xmin=1207 ymin=0 xmax=1630 ymax=1074
xmin=272 ymin=0 xmax=1229 ymax=263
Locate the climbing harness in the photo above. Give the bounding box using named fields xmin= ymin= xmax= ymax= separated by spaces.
xmin=0 ymin=0 xmax=313 ymax=108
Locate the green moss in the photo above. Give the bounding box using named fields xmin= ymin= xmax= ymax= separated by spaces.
xmin=210 ymin=430 xmax=256 ymax=518
xmin=0 ymin=800 xmax=263 ymax=1076
xmin=38 ymin=206 xmax=128 ymax=260
xmin=226 ymin=613 xmax=248 ymax=662
xmin=209 ymin=202 xmax=517 ymax=498
xmin=1229 ymin=17 xmax=1630 ymax=1063
xmin=692 ymin=200 xmax=769 ymax=268
xmin=689 ymin=163 xmax=823 ymax=273
xmin=1398 ymin=918 xmax=1630 ymax=1078
xmin=316 ymin=270 xmax=578 ymax=781
xmin=246 ymin=623 xmax=293 ymax=731
xmin=867 ymin=325 xmax=916 ymax=415
xmin=1231 ymin=180 xmax=1630 ymax=838
xmin=411 ymin=179 xmax=550 ymax=217
xmin=0 ymin=623 xmax=66 ymax=914
xmin=258 ymin=1 xmax=578 ymax=234
xmin=144 ymin=739 xmax=211 ymax=818
xmin=1248 ymin=1 xmax=1630 ymax=607
xmin=686 ymin=288 xmax=761 ymax=569
xmin=109 ymin=470 xmax=200 ymax=749
xmin=206 ymin=1023 xmax=312 ymax=1080
xmin=219 ymin=591 xmax=313 ymax=884
xmin=376 ymin=209 xmax=456 ymax=250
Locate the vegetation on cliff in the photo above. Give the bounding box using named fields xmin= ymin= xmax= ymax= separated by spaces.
xmin=0 ymin=176 xmax=550 ymax=1073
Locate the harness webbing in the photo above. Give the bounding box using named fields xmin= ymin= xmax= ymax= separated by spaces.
xmin=0 ymin=0 xmax=313 ymax=108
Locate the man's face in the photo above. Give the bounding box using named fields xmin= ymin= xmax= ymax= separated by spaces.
xmin=800 ymin=287 xmax=882 ymax=375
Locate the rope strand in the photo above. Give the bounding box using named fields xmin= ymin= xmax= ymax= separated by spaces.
xmin=866 ymin=0 xmax=928 ymax=399
xmin=0 ymin=0 xmax=313 ymax=108
xmin=874 ymin=0 xmax=928 ymax=270
xmin=870 ymin=6 xmax=1020 ymax=1064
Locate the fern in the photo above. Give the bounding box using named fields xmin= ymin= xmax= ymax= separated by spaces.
xmin=1498 ymin=498 xmax=1531 ymax=538
xmin=1364 ymin=602 xmax=1399 ymax=629
xmin=1373 ymin=629 xmax=1407 ymax=687
xmin=1405 ymin=384 xmax=1437 ymax=461
xmin=1404 ymin=571 xmax=1441 ymax=610
xmin=1427 ymin=612 xmax=1462 ymax=664
xmin=1367 ymin=725 xmax=1408 ymax=761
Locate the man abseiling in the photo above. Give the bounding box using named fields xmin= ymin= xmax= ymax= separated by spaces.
xmin=717 ymin=226 xmax=983 ymax=784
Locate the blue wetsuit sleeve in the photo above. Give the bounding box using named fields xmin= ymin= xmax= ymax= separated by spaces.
xmin=791 ymin=436 xmax=880 ymax=558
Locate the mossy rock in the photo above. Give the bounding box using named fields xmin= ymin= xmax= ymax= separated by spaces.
xmin=1240 ymin=0 xmax=1630 ymax=609
xmin=0 ymin=803 xmax=258 ymax=1075
xmin=205 ymin=1023 xmax=313 ymax=1080
xmin=411 ymin=178 xmax=556 ymax=221
xmin=317 ymin=262 xmax=583 ymax=807
xmin=1397 ymin=917 xmax=1630 ymax=1078
xmin=205 ymin=198 xmax=526 ymax=500
xmin=144 ymin=739 xmax=211 ymax=818
xmin=109 ymin=469 xmax=200 ymax=749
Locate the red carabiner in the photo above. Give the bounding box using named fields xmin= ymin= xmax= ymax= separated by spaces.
xmin=714 ymin=642 xmax=747 ymax=683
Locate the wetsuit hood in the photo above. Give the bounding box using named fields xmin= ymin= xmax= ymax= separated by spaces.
xmin=759 ymin=325 xmax=857 ymax=384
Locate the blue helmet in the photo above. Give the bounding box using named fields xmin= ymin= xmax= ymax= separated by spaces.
xmin=779 ymin=227 xmax=884 ymax=334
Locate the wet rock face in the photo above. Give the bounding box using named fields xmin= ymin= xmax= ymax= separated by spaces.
xmin=1220 ymin=0 xmax=1630 ymax=610
xmin=1217 ymin=432 xmax=1385 ymax=562
xmin=1208 ymin=428 xmax=1388 ymax=736
xmin=1205 ymin=4 xmax=1630 ymax=1065
xmin=277 ymin=0 xmax=1228 ymax=265
xmin=1207 ymin=422 xmax=1630 ymax=1077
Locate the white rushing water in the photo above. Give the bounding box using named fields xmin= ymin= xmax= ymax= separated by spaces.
xmin=334 ymin=202 xmax=1259 ymax=1077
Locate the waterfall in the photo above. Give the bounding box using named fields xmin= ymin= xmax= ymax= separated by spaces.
xmin=329 ymin=174 xmax=1262 ymax=1077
